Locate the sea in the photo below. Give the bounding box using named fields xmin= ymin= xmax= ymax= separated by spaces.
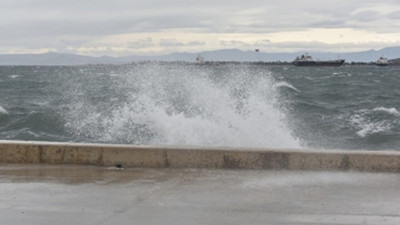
xmin=0 ymin=62 xmax=399 ymax=151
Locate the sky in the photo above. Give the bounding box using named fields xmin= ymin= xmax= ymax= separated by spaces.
xmin=1 ymin=0 xmax=400 ymax=56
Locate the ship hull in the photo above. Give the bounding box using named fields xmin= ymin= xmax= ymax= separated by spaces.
xmin=293 ymin=59 xmax=345 ymax=67
xmin=376 ymin=63 xmax=389 ymax=66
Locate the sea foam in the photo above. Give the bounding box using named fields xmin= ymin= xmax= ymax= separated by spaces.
xmin=350 ymin=107 xmax=397 ymax=138
xmin=64 ymin=63 xmax=300 ymax=148
xmin=0 ymin=106 xmax=8 ymax=115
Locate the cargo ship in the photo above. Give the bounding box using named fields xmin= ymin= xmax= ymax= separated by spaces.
xmin=293 ymin=54 xmax=345 ymax=67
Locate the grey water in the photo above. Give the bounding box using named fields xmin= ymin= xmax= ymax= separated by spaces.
xmin=0 ymin=63 xmax=399 ymax=150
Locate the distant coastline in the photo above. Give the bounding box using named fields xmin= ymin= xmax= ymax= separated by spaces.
xmin=141 ymin=60 xmax=400 ymax=66
xmin=1 ymin=60 xmax=400 ymax=67
xmin=0 ymin=47 xmax=400 ymax=66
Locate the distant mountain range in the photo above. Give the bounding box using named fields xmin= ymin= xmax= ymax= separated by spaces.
xmin=0 ymin=47 xmax=399 ymax=65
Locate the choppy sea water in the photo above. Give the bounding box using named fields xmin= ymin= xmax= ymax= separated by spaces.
xmin=0 ymin=63 xmax=399 ymax=150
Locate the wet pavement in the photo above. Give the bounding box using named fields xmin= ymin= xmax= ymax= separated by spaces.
xmin=0 ymin=164 xmax=399 ymax=225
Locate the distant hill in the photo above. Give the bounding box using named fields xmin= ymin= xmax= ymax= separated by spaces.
xmin=0 ymin=46 xmax=399 ymax=65
xmin=0 ymin=52 xmax=124 ymax=65
xmin=389 ymin=58 xmax=400 ymax=65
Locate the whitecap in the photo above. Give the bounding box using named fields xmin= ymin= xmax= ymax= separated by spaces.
xmin=372 ymin=107 xmax=400 ymax=116
xmin=356 ymin=122 xmax=390 ymax=138
xmin=332 ymin=72 xmax=352 ymax=77
xmin=0 ymin=106 xmax=8 ymax=114
xmin=349 ymin=112 xmax=392 ymax=138
xmin=273 ymin=81 xmax=300 ymax=92
xmin=9 ymin=75 xmax=20 ymax=79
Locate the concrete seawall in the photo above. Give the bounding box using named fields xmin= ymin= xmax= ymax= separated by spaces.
xmin=0 ymin=141 xmax=399 ymax=172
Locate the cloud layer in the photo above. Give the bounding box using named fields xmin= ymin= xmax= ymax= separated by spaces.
xmin=2 ymin=0 xmax=400 ymax=55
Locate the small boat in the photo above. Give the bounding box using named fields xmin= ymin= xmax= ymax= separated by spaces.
xmin=293 ymin=54 xmax=345 ymax=67
xmin=376 ymin=57 xmax=389 ymax=66
xmin=196 ymin=55 xmax=204 ymax=63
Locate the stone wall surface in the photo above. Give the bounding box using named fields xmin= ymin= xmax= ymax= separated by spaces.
xmin=0 ymin=141 xmax=399 ymax=172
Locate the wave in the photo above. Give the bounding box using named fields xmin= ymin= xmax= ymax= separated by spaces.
xmin=349 ymin=107 xmax=399 ymax=138
xmin=9 ymin=75 xmax=20 ymax=79
xmin=355 ymin=121 xmax=391 ymax=138
xmin=0 ymin=106 xmax=8 ymax=115
xmin=273 ymin=81 xmax=300 ymax=92
xmin=332 ymin=72 xmax=352 ymax=77
xmin=372 ymin=107 xmax=400 ymax=116
xmin=1 ymin=128 xmax=41 ymax=139
xmin=62 ymin=64 xmax=300 ymax=148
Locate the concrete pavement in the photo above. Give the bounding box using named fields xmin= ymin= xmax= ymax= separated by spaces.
xmin=0 ymin=164 xmax=399 ymax=225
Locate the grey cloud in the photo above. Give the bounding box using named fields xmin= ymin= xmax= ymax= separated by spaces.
xmin=220 ymin=40 xmax=247 ymax=46
xmin=264 ymin=40 xmax=400 ymax=52
xmin=2 ymin=0 xmax=400 ymax=55
xmin=186 ymin=41 xmax=205 ymax=46
xmin=59 ymin=39 xmax=88 ymax=46
xmin=159 ymin=39 xmax=185 ymax=47
xmin=387 ymin=11 xmax=400 ymax=19
xmin=3 ymin=0 xmax=400 ymax=35
xmin=310 ymin=19 xmax=348 ymax=28
xmin=351 ymin=10 xmax=382 ymax=22
xmin=1 ymin=19 xmax=137 ymax=38
xmin=159 ymin=40 xmax=205 ymax=47
xmin=128 ymin=38 xmax=154 ymax=49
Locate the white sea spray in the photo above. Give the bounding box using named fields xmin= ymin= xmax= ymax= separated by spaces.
xmin=63 ymin=63 xmax=300 ymax=148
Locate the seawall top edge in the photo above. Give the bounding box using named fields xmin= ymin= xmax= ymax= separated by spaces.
xmin=0 ymin=140 xmax=399 ymax=156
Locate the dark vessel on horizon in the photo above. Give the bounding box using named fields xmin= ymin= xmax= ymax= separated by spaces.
xmin=293 ymin=54 xmax=345 ymax=67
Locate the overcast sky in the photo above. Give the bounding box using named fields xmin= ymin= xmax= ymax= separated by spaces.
xmin=1 ymin=0 xmax=400 ymax=56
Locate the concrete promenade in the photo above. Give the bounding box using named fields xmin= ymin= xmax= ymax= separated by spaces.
xmin=0 ymin=140 xmax=399 ymax=172
xmin=0 ymin=164 xmax=399 ymax=225
xmin=1 ymin=141 xmax=400 ymax=224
